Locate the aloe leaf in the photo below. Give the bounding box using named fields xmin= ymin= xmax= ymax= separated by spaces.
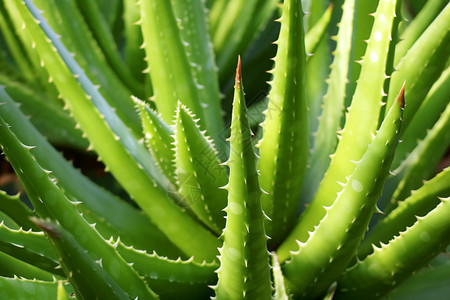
xmin=171 ymin=0 xmax=225 ymax=151
xmin=123 ymin=0 xmax=146 ymax=83
xmin=2 ymin=1 xmax=59 ymax=100
xmin=305 ymin=0 xmax=331 ymax=143
xmin=174 ymin=103 xmax=228 ymax=234
xmin=0 ymin=224 xmax=55 ymax=261
xmin=394 ymin=0 xmax=448 ymax=65
xmin=229 ymin=2 xmax=332 ymax=121
xmin=235 ymin=4 xmax=333 ymax=134
xmin=282 ymin=85 xmax=404 ymax=299
xmin=0 ymin=191 xmax=37 ymax=231
xmin=279 ymin=0 xmax=400 ymax=260
xmin=214 ymin=58 xmax=271 ymax=300
xmin=346 ymin=0 xmax=380 ymax=102
xmin=0 ymin=74 xmax=87 ymax=150
xmin=223 ymin=21 xmax=278 ymax=119
xmin=0 ymin=222 xmax=63 ymax=277
xmin=0 ymin=117 xmax=158 ymax=299
xmin=272 ymin=252 xmax=291 ymax=300
xmin=359 ymin=166 xmax=450 ymax=259
xmin=383 ymin=254 xmax=450 ymax=300
xmin=0 ymin=250 xmax=55 ymax=281
xmin=305 ymin=3 xmax=333 ymax=56
xmin=32 ymin=218 xmax=137 ymax=300
xmin=208 ymin=0 xmax=229 ymax=39
xmin=0 ymin=86 xmax=179 ymax=258
xmin=302 ymin=0 xmax=355 ymax=205
xmin=14 ymin=0 xmax=165 ymax=186
xmin=135 ymin=98 xmax=177 ymax=187
xmin=93 ymin=0 xmax=121 ymax=29
xmin=0 ymin=242 xmax=62 ymax=279
xmin=0 ymin=277 xmax=71 ymax=299
xmin=210 ymin=0 xmax=278 ymax=84
xmin=1 ymin=1 xmax=38 ymax=73
xmin=56 ymin=280 xmax=70 ymax=300
xmin=75 ymin=0 xmax=144 ymax=97
xmin=256 ymin=0 xmax=309 ymax=248
xmin=0 ymin=2 xmax=36 ymax=85
xmin=116 ymin=242 xmax=217 ymax=299
xmin=385 ymin=2 xmax=450 ymax=128
xmin=384 ymin=100 xmax=450 ymax=213
xmin=15 ymin=0 xmax=219 ymax=261
xmin=392 ymin=65 xmax=450 ymax=169
xmin=139 ymin=0 xmax=223 ymax=147
xmin=31 ymin=0 xmax=142 ymax=135
xmin=335 ymin=196 xmax=450 ymax=299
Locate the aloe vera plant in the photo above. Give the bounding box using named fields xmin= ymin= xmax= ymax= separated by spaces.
xmin=0 ymin=0 xmax=449 ymax=299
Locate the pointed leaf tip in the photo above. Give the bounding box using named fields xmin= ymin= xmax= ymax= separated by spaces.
xmin=235 ymin=56 xmax=242 ymax=89
xmin=30 ymin=217 xmax=60 ymax=238
xmin=397 ymin=82 xmax=406 ymax=109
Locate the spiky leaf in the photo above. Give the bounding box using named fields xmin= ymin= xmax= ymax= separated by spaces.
xmin=257 ymin=0 xmax=309 ymax=247
xmin=214 ymin=58 xmax=271 ymax=300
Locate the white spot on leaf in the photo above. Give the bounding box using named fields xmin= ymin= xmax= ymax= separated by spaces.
xmin=229 ymin=202 xmax=243 ymax=215
xmin=370 ymin=52 xmax=379 ymax=62
xmin=374 ymin=31 xmax=382 ymax=41
xmin=351 ymin=180 xmax=363 ymax=192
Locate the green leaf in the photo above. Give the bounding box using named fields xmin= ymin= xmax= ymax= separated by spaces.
xmin=75 ymin=0 xmax=144 ymax=97
xmin=359 ymin=166 xmax=450 ymax=259
xmin=210 ymin=0 xmax=278 ymax=85
xmin=282 ymin=85 xmax=404 ymax=299
xmin=385 ymin=2 xmax=450 ymax=128
xmin=394 ymin=0 xmax=448 ymax=65
xmin=335 ymin=196 xmax=450 ymax=299
xmin=139 ymin=0 xmax=223 ymax=147
xmin=383 ymin=253 xmax=450 ymax=300
xmin=135 ymin=98 xmax=177 ymax=187
xmin=0 ymin=74 xmax=87 ymax=150
xmin=0 ymin=116 xmax=157 ymax=299
xmin=214 ymin=58 xmax=271 ymax=300
xmin=257 ymin=0 xmax=309 ymax=247
xmin=171 ymin=0 xmax=225 ymax=151
xmin=32 ymin=218 xmax=138 ymax=300
xmin=116 ymin=242 xmax=217 ymax=299
xmin=0 ymin=87 xmax=179 ymax=258
xmin=0 ymin=277 xmax=72 ymax=300
xmin=304 ymin=0 xmax=331 ymax=147
xmin=302 ymin=0 xmax=356 ymax=205
xmin=0 ymin=250 xmax=55 ymax=282
xmin=15 ymin=0 xmax=220 ymax=261
xmin=2 ymin=0 xmax=59 ymax=99
xmin=386 ymin=99 xmax=450 ymax=212
xmin=305 ymin=4 xmax=333 ymax=56
xmin=271 ymin=252 xmax=291 ymax=300
xmin=392 ymin=65 xmax=450 ymax=169
xmin=32 ymin=0 xmax=142 ymax=134
xmin=0 ymin=191 xmax=37 ymax=231
xmin=0 ymin=222 xmax=63 ymax=277
xmin=174 ymin=103 xmax=228 ymax=234
xmin=0 ymin=2 xmax=37 ymax=85
xmin=279 ymin=0 xmax=401 ymax=260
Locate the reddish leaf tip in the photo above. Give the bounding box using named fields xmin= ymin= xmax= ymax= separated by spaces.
xmin=30 ymin=217 xmax=61 ymax=238
xmin=234 ymin=55 xmax=242 ymax=89
xmin=397 ymin=81 xmax=406 ymax=109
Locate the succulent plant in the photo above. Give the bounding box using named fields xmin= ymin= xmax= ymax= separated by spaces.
xmin=0 ymin=0 xmax=449 ymax=299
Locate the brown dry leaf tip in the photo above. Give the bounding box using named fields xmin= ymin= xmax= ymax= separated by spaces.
xmin=397 ymin=81 xmax=406 ymax=109
xmin=30 ymin=217 xmax=61 ymax=238
xmin=234 ymin=55 xmax=242 ymax=90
